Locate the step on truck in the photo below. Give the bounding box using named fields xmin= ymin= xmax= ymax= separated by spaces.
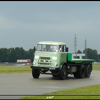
xmin=30 ymin=41 xmax=95 ymax=80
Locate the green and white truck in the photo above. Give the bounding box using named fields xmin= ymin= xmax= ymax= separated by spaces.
xmin=30 ymin=41 xmax=95 ymax=80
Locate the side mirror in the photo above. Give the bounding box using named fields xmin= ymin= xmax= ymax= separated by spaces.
xmin=34 ymin=46 xmax=36 ymax=50
xmin=33 ymin=46 xmax=36 ymax=54
xmin=66 ymin=47 xmax=68 ymax=52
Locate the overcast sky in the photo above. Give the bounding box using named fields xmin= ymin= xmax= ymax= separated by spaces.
xmin=0 ymin=1 xmax=100 ymax=53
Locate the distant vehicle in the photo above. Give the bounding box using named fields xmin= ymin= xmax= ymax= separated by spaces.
xmin=5 ymin=62 xmax=8 ymax=64
xmin=17 ymin=59 xmax=31 ymax=65
xmin=30 ymin=41 xmax=95 ymax=80
xmin=93 ymin=62 xmax=97 ymax=63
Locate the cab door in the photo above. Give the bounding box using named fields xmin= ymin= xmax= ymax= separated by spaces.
xmin=60 ymin=45 xmax=67 ymax=63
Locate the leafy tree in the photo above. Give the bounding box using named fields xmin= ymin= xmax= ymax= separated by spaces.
xmin=83 ymin=48 xmax=99 ymax=61
xmin=77 ymin=50 xmax=82 ymax=53
xmin=98 ymin=54 xmax=100 ymax=61
xmin=0 ymin=48 xmax=8 ymax=62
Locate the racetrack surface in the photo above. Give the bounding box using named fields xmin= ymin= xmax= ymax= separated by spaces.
xmin=0 ymin=70 xmax=100 ymax=99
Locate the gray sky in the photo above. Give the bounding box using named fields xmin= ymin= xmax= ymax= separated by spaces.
xmin=0 ymin=1 xmax=100 ymax=53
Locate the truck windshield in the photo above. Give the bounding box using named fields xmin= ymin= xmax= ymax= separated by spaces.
xmin=37 ymin=44 xmax=59 ymax=52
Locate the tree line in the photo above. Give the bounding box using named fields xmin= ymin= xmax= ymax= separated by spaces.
xmin=0 ymin=47 xmax=35 ymax=62
xmin=77 ymin=48 xmax=100 ymax=62
xmin=0 ymin=47 xmax=99 ymax=62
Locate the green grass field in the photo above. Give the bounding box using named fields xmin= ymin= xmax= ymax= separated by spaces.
xmin=0 ymin=63 xmax=99 ymax=74
xmin=0 ymin=66 xmax=31 ymax=74
xmin=93 ymin=63 xmax=100 ymax=70
xmin=0 ymin=63 xmax=100 ymax=99
xmin=20 ymin=84 xmax=100 ymax=99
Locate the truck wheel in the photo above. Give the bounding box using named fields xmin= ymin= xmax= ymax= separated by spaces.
xmin=78 ymin=64 xmax=85 ymax=78
xmin=59 ymin=65 xmax=67 ymax=80
xmin=85 ymin=64 xmax=92 ymax=78
xmin=32 ymin=69 xmax=40 ymax=78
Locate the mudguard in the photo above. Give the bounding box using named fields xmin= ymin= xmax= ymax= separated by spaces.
xmin=60 ymin=62 xmax=67 ymax=69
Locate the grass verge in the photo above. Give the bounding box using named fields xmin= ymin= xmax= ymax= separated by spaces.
xmin=93 ymin=64 xmax=100 ymax=70
xmin=0 ymin=66 xmax=31 ymax=74
xmin=20 ymin=84 xmax=100 ymax=99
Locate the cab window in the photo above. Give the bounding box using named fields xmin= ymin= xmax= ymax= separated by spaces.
xmin=59 ymin=45 xmax=66 ymax=52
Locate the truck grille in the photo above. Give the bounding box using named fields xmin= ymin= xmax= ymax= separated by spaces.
xmin=38 ymin=57 xmax=51 ymax=66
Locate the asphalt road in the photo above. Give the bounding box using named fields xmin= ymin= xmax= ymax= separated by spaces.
xmin=0 ymin=70 xmax=100 ymax=99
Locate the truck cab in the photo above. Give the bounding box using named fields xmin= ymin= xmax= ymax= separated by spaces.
xmin=30 ymin=41 xmax=95 ymax=80
xmin=33 ymin=41 xmax=68 ymax=69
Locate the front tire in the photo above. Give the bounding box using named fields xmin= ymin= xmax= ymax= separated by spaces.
xmin=59 ymin=65 xmax=67 ymax=80
xmin=32 ymin=69 xmax=40 ymax=78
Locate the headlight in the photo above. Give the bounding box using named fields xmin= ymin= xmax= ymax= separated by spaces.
xmin=33 ymin=61 xmax=36 ymax=65
xmin=35 ymin=55 xmax=39 ymax=59
xmin=52 ymin=56 xmax=57 ymax=60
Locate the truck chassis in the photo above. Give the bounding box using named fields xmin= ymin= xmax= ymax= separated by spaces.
xmin=30 ymin=61 xmax=92 ymax=80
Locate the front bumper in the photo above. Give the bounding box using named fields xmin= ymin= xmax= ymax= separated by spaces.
xmin=30 ymin=66 xmax=59 ymax=70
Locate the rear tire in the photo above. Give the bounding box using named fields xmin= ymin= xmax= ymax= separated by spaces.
xmin=59 ymin=65 xmax=67 ymax=80
xmin=74 ymin=64 xmax=85 ymax=78
xmin=32 ymin=69 xmax=40 ymax=78
xmin=85 ymin=64 xmax=92 ymax=78
xmin=78 ymin=64 xmax=85 ymax=78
